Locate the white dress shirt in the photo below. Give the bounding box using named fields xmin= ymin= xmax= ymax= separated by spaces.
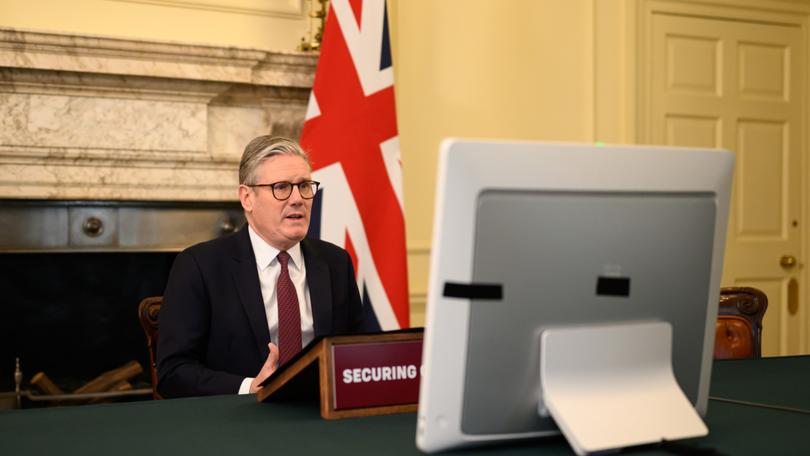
xmin=239 ymin=225 xmax=314 ymax=394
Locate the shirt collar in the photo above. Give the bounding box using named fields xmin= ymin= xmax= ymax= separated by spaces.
xmin=247 ymin=225 xmax=303 ymax=271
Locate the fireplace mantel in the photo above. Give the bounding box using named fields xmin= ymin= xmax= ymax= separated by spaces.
xmin=0 ymin=27 xmax=317 ymax=201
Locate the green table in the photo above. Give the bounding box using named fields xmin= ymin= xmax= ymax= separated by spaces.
xmin=1 ymin=357 xmax=808 ymax=455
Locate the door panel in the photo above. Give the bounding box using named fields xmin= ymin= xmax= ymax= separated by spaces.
xmin=738 ymin=42 xmax=789 ymax=101
xmin=736 ymin=120 xmax=786 ymax=238
xmin=666 ymin=35 xmax=722 ymax=96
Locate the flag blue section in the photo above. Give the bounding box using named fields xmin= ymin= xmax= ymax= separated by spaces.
xmin=306 ymin=189 xmax=323 ymax=240
xmin=379 ymin=1 xmax=392 ymax=71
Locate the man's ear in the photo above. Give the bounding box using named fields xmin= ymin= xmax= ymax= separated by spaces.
xmin=238 ymin=185 xmax=253 ymax=213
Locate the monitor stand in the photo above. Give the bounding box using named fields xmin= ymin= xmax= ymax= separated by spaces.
xmin=538 ymin=321 xmax=708 ymax=456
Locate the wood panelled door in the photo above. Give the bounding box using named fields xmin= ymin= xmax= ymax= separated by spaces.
xmin=646 ymin=10 xmax=806 ymax=356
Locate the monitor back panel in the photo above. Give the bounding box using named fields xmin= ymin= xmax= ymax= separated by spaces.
xmin=461 ymin=190 xmax=715 ymax=435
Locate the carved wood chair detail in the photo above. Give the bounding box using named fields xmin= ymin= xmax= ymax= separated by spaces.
xmin=715 ymin=287 xmax=768 ymax=360
xmin=137 ymin=296 xmax=163 ymax=399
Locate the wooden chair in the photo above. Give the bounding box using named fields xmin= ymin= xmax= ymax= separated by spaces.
xmin=137 ymin=296 xmax=163 ymax=399
xmin=715 ymin=287 xmax=768 ymax=360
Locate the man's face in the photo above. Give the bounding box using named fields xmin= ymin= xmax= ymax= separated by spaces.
xmin=239 ymin=154 xmax=312 ymax=251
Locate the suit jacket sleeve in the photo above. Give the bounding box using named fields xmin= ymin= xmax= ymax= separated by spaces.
xmin=156 ymin=250 xmax=244 ymax=397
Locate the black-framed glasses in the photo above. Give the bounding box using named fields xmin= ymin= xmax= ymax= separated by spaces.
xmin=246 ymin=180 xmax=320 ymax=201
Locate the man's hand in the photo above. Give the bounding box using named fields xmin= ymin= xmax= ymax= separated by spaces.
xmin=249 ymin=342 xmax=279 ymax=394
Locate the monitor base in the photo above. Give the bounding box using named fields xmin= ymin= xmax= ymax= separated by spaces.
xmin=539 ymin=321 xmax=708 ymax=456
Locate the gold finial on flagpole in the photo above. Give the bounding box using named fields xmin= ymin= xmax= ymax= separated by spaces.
xmin=298 ymin=0 xmax=329 ymax=52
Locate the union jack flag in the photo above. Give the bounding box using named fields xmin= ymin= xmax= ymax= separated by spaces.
xmin=301 ymin=0 xmax=409 ymax=331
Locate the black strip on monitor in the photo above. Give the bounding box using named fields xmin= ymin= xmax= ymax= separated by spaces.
xmin=443 ymin=282 xmax=503 ymax=300
xmin=596 ymin=277 xmax=630 ymax=297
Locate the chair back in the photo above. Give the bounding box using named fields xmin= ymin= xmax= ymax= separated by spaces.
xmin=715 ymin=287 xmax=768 ymax=359
xmin=137 ymin=296 xmax=163 ymax=399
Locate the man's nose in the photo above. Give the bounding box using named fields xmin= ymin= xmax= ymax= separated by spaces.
xmin=287 ymin=185 xmax=304 ymax=204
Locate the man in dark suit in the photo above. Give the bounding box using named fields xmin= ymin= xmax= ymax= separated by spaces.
xmin=157 ymin=136 xmax=364 ymax=398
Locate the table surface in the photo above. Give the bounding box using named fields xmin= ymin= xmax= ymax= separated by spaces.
xmin=1 ymin=356 xmax=808 ymax=455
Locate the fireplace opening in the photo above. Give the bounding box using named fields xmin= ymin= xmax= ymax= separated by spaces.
xmin=0 ymin=200 xmax=244 ymax=406
xmin=0 ymin=251 xmax=175 ymax=393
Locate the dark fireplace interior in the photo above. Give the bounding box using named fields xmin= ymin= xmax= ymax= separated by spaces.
xmin=0 ymin=252 xmax=176 ymax=392
xmin=0 ymin=200 xmax=245 ymax=403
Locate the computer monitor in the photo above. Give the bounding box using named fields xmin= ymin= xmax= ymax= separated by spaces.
xmin=416 ymin=139 xmax=734 ymax=454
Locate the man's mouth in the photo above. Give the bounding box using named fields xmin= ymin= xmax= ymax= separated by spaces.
xmin=286 ymin=214 xmax=305 ymax=220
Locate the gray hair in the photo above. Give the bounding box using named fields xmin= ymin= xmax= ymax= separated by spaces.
xmin=239 ymin=136 xmax=312 ymax=185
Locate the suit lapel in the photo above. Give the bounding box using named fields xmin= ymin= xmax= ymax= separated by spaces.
xmin=230 ymin=226 xmax=271 ymax=359
xmin=302 ymin=239 xmax=332 ymax=336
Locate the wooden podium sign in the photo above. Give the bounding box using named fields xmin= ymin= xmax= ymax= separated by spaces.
xmin=256 ymin=329 xmax=423 ymax=419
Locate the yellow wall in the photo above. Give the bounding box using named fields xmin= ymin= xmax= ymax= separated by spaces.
xmin=392 ymin=0 xmax=635 ymax=324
